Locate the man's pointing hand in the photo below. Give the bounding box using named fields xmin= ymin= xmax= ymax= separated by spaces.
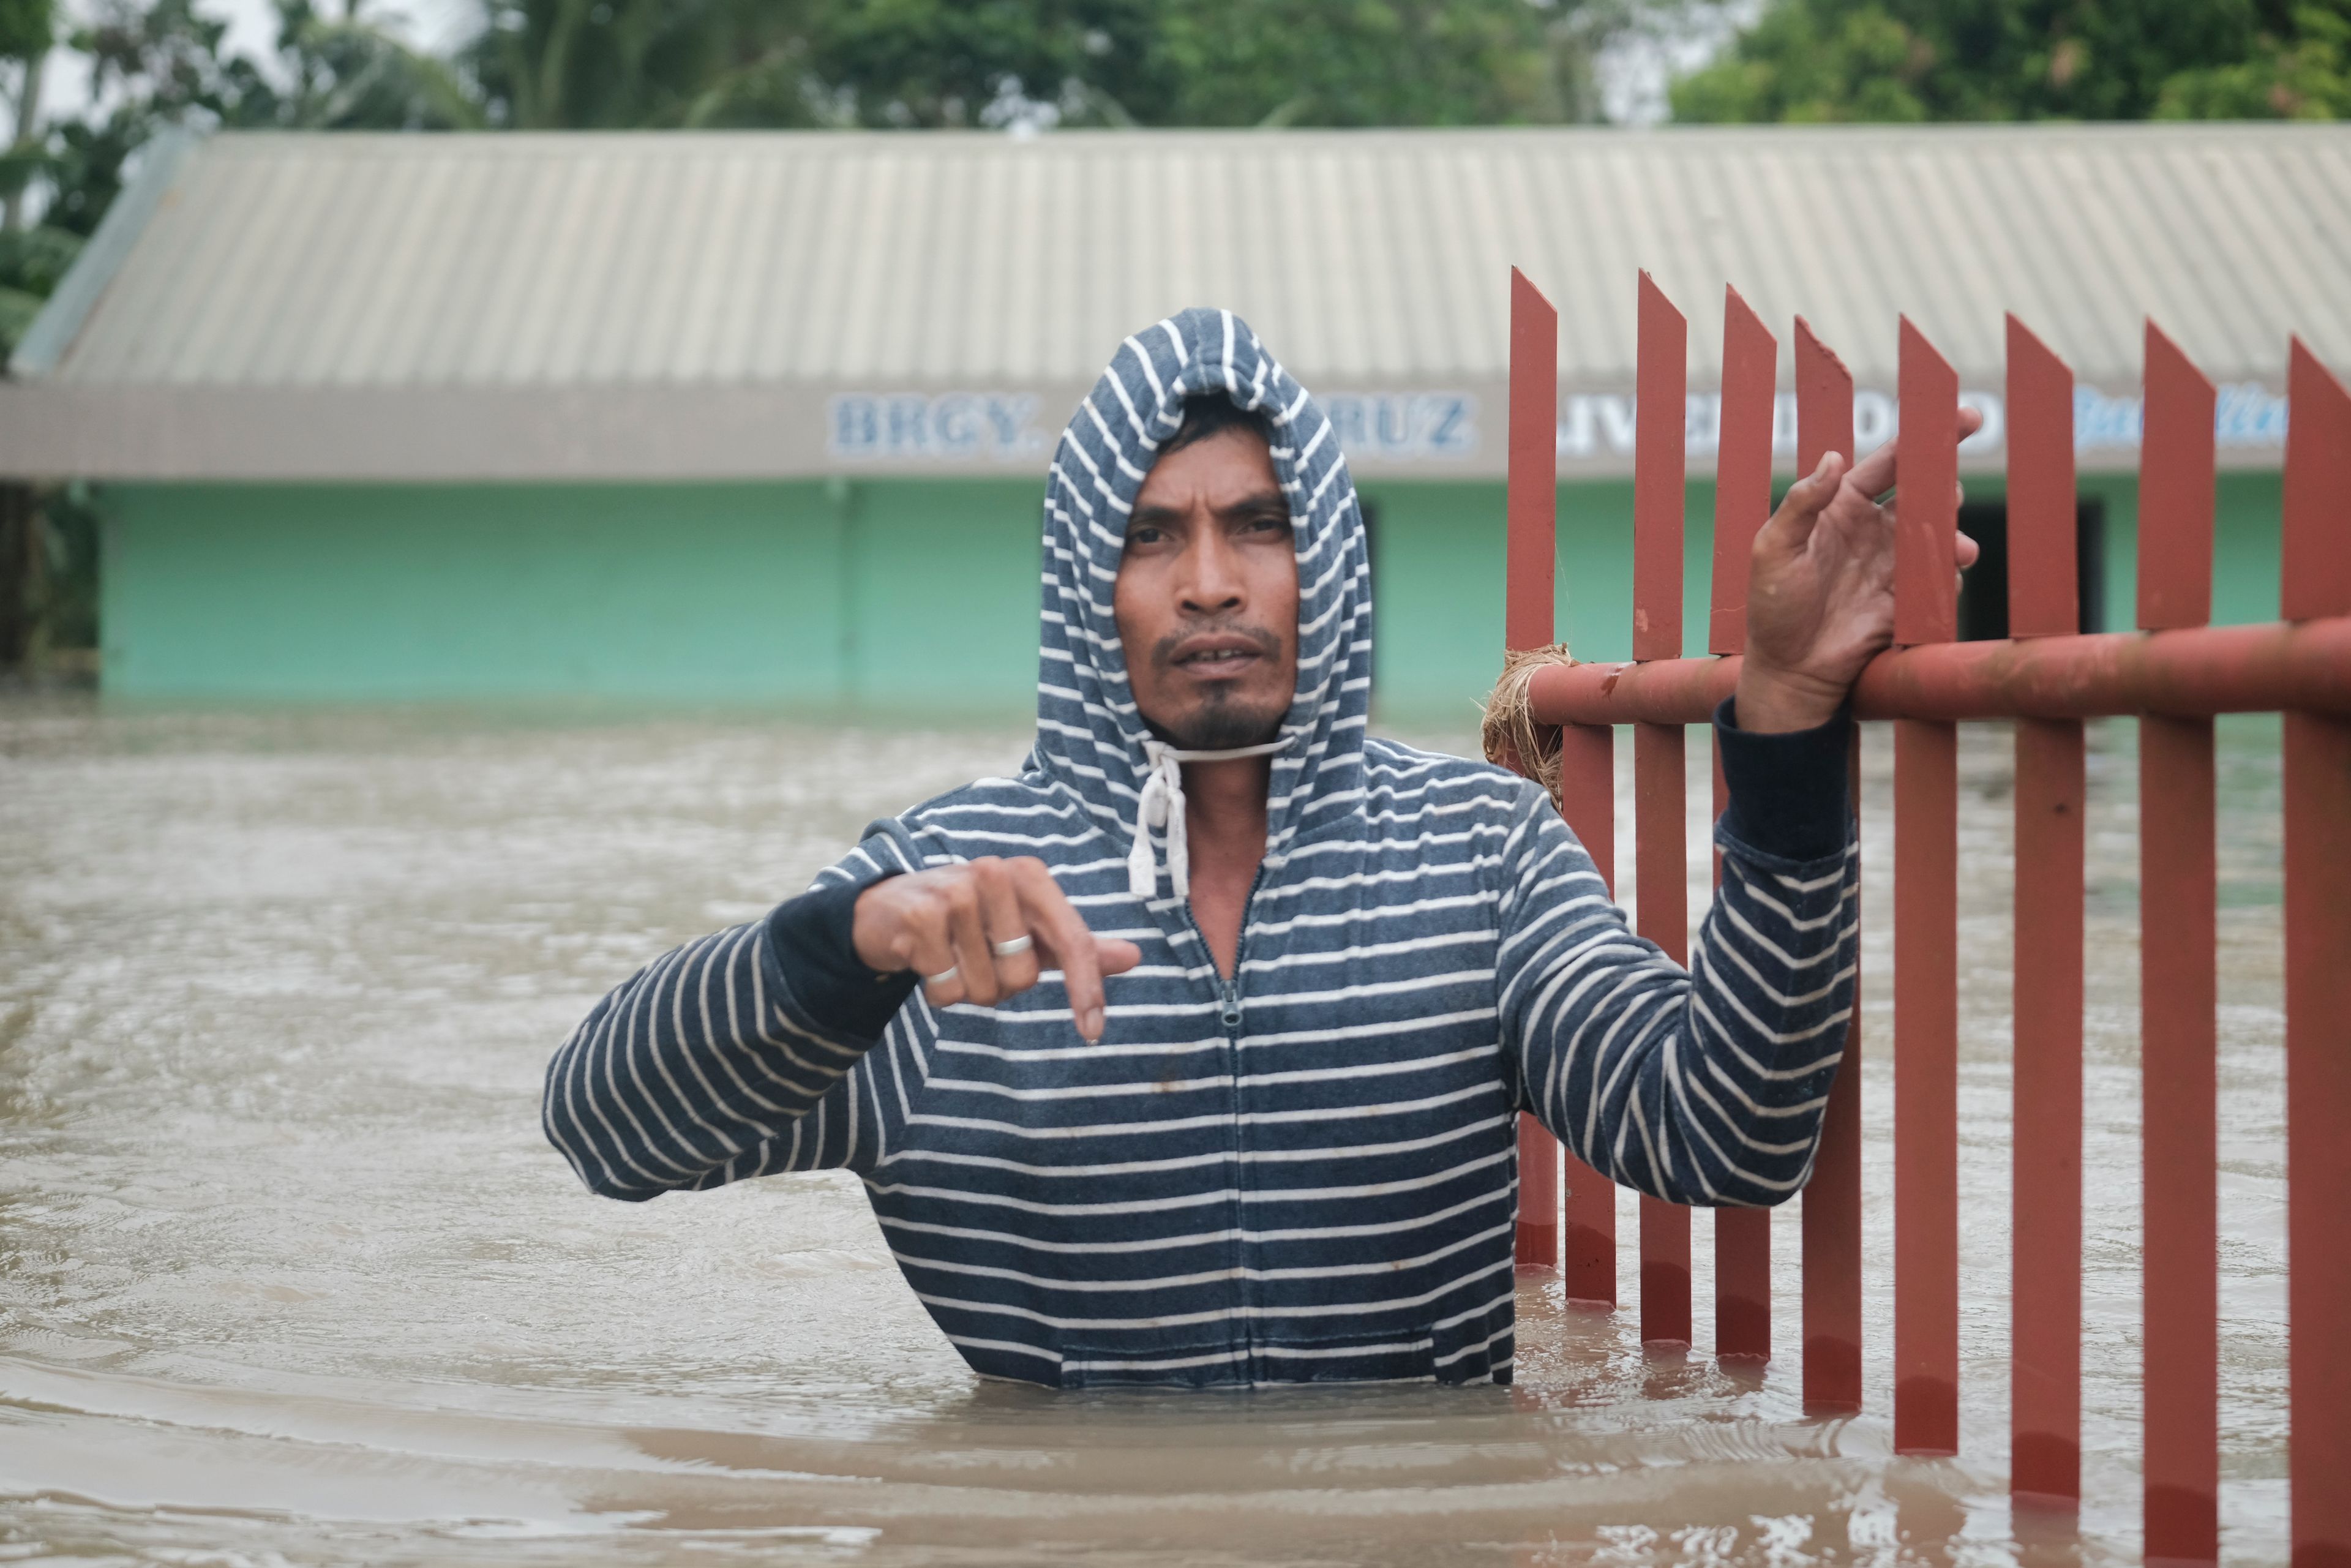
xmin=853 ymin=857 xmax=1143 ymax=1042
xmin=1734 ymin=408 xmax=1985 ymax=733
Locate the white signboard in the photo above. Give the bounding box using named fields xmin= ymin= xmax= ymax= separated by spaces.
xmin=820 ymin=382 xmax=2291 ymax=475
xmin=1562 ymin=386 xmax=2289 ymax=462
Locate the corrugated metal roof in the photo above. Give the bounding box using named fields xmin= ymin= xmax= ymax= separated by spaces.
xmin=29 ymin=123 xmax=2351 ymax=392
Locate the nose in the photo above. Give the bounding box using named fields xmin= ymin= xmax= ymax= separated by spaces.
xmin=1177 ymin=526 xmax=1245 ymax=619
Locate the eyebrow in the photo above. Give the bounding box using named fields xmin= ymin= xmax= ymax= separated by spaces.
xmin=1213 ymin=489 xmax=1288 ymax=523
xmin=1128 ymin=489 xmax=1286 ymax=530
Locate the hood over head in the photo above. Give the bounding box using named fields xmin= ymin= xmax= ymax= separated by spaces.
xmin=1032 ymin=309 xmax=1374 ymax=890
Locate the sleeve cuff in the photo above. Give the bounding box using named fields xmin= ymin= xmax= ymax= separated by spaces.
xmin=765 ymin=865 xmax=917 ymax=1041
xmin=1712 ymin=695 xmax=1853 ymax=865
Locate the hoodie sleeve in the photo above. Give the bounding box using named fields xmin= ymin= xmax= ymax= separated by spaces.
xmin=1494 ymin=711 xmax=1859 ymax=1207
xmin=540 ymin=838 xmax=921 ymax=1201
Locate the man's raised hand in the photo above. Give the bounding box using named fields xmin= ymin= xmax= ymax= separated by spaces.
xmin=852 ymin=857 xmax=1142 ymax=1042
xmin=1734 ymin=408 xmax=1985 ymax=733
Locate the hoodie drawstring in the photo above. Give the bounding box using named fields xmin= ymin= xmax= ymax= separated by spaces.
xmin=1128 ymin=737 xmax=1288 ymax=901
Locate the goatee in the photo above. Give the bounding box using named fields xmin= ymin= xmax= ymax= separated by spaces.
xmin=1164 ymin=697 xmax=1286 ymax=751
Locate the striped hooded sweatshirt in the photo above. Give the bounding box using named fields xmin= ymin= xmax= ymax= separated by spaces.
xmin=544 ymin=308 xmax=1860 ymax=1389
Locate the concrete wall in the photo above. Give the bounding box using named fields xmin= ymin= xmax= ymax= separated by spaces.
xmin=96 ymin=471 xmax=2287 ymax=721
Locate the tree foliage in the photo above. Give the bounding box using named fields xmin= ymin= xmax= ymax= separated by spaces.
xmin=1671 ymin=0 xmax=2351 ymax=122
xmin=1108 ymin=0 xmax=1581 ymax=127
xmin=466 ymin=0 xmax=1612 ymax=131
xmin=0 ymin=0 xmax=48 ymax=61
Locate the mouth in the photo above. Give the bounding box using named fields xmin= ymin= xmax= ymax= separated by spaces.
xmin=1169 ymin=633 xmax=1270 ymax=678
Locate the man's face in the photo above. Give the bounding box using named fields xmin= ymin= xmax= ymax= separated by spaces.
xmin=1113 ymin=427 xmax=1299 ymax=751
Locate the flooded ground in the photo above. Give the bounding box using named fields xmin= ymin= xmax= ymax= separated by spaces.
xmin=0 ymin=702 xmax=2288 ymax=1566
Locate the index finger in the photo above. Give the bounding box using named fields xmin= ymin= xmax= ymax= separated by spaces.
xmin=1848 ymin=405 xmax=1986 ymax=501
xmin=1847 ymin=435 xmax=1897 ymax=501
xmin=1013 ymin=860 xmax=1109 ymax=1041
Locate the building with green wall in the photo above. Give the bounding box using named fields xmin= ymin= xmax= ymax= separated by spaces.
xmin=6 ymin=127 xmax=2341 ymax=721
xmin=88 ymin=469 xmax=2287 ymax=722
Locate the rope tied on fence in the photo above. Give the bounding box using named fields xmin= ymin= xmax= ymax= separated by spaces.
xmin=1480 ymin=642 xmax=1580 ymax=802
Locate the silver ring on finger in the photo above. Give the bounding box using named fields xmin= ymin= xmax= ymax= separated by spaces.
xmin=990 ymin=935 xmax=1034 ymax=959
xmin=923 ymin=964 xmax=959 ymax=986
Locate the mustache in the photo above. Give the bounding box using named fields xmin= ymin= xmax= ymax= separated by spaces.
xmin=1148 ymin=618 xmax=1283 ymax=672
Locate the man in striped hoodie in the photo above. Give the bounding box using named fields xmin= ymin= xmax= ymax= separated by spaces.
xmin=544 ymin=308 xmax=1975 ymax=1388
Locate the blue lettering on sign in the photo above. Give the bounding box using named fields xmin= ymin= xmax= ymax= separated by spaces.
xmin=830 ymin=397 xmax=880 ymax=456
xmin=838 ymin=381 xmax=2293 ymax=468
xmin=929 ymin=393 xmax=981 ymax=453
xmin=2073 ymin=386 xmax=2144 ymax=450
xmin=1321 ymin=394 xmax=1479 ymax=460
xmin=1564 ymin=389 xmax=1997 ymax=459
xmin=2076 ymin=383 xmax=2287 ymax=451
xmin=829 ymin=393 xmax=1046 ymax=461
xmin=2215 ymin=383 xmax=2290 ymax=447
xmin=1558 ymin=384 xmax=2287 ymax=461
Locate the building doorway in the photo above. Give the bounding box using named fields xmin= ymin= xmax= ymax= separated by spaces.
xmin=1955 ymin=496 xmax=2106 ymax=641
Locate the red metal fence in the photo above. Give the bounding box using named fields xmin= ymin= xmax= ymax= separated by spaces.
xmin=1502 ymin=269 xmax=2351 ymax=1567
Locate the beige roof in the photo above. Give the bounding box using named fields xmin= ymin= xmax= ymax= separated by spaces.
xmin=6 ymin=122 xmax=2348 ymax=479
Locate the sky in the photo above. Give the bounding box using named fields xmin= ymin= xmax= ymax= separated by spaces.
xmin=37 ymin=0 xmax=478 ymax=124
xmin=213 ymin=0 xmax=478 ymax=55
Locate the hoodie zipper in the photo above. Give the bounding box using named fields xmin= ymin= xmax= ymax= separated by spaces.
xmin=1188 ymin=862 xmax=1264 ymax=1378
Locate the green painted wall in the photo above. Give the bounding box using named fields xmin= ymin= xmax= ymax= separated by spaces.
xmin=96 ymin=470 xmax=2285 ymax=721
xmin=834 ymin=479 xmax=1046 ymax=718
xmin=2072 ymin=471 xmax=2284 ymax=632
xmin=1360 ymin=479 xmax=1722 ymax=720
xmin=99 ymin=479 xmax=1044 ymax=716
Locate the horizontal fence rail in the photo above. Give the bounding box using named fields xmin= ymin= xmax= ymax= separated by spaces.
xmin=1524 ymin=619 xmax=2351 ymax=724
xmin=1500 ymin=271 xmax=2351 ymax=1566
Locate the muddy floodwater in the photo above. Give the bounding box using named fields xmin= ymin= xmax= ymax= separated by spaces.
xmin=0 ymin=701 xmax=2290 ymax=1566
